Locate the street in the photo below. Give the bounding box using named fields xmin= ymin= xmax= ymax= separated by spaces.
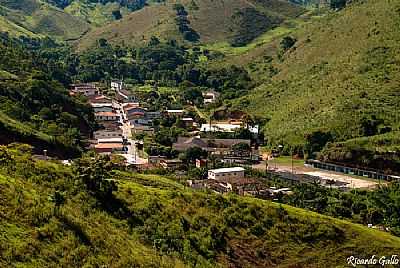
xmin=116 ymin=103 xmax=147 ymax=165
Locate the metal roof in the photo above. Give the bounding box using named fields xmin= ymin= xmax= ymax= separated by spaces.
xmin=208 ymin=167 xmax=245 ymax=174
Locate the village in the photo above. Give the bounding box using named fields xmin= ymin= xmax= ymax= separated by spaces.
xmin=69 ymin=81 xmax=392 ymax=199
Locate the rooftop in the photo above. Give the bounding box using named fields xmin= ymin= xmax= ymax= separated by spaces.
xmin=200 ymin=123 xmax=259 ymax=134
xmin=161 ymin=159 xmax=183 ymax=164
xmin=182 ymin=118 xmax=194 ymax=121
xmin=97 ymin=138 xmax=124 ymax=143
xmin=209 ymin=167 xmax=245 ymax=174
xmin=91 ymin=103 xmax=113 ymax=107
xmin=95 ymin=143 xmax=124 ymax=149
xmin=123 ymin=103 xmax=140 ymax=109
xmin=95 ymin=112 xmax=118 ymax=117
xmin=88 ymin=95 xmax=112 ymax=103
xmin=166 ymin=109 xmax=184 ymax=113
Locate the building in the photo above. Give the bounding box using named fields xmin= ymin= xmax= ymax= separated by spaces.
xmin=87 ymin=94 xmax=112 ymax=104
xmin=181 ymin=118 xmax=194 ymax=128
xmin=173 ymin=137 xmax=250 ymax=154
xmin=166 ymin=109 xmax=185 ymax=117
xmin=132 ymin=125 xmax=154 ymax=135
xmin=202 ymin=90 xmax=220 ymax=105
xmin=95 ymin=111 xmax=119 ymax=121
xmin=160 ymin=159 xmax=183 ymax=170
xmin=200 ymin=123 xmax=259 ymax=135
xmin=111 ymin=80 xmax=123 ymax=92
xmin=196 ymin=159 xmax=207 ymax=168
xmin=305 ymin=159 xmax=400 ymax=181
xmin=187 ymin=180 xmax=205 ymax=189
xmin=208 ymin=167 xmax=245 ymax=180
xmin=96 ymin=137 xmax=124 ymax=144
xmin=91 ymin=103 xmax=114 ymax=113
xmin=148 ymin=155 xmax=167 ymax=164
xmin=204 ymin=175 xmax=261 ymax=195
xmin=94 ymin=128 xmax=123 ymax=139
xmin=117 ymin=89 xmax=136 ymax=102
xmin=94 ymin=143 xmax=124 ymax=154
xmin=70 ymin=83 xmax=98 ymax=96
xmin=145 ymin=111 xmax=161 ymax=120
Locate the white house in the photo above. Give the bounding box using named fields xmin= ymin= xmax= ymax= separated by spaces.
xmin=111 ymin=80 xmax=123 ymax=92
xmin=200 ymin=123 xmax=259 ymax=134
xmin=202 ymin=90 xmax=220 ymax=104
xmin=208 ymin=167 xmax=245 ymax=180
xmin=70 ymin=83 xmax=98 ymax=96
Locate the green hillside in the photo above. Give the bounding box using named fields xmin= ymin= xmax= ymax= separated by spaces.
xmin=0 ymin=0 xmax=90 ymax=40
xmin=76 ymin=0 xmax=305 ymax=50
xmin=1 ymin=146 xmax=400 ymax=267
xmin=0 ymin=34 xmax=94 ymax=157
xmin=231 ymin=0 xmax=400 ymax=155
xmin=0 ymin=0 xmax=156 ymax=40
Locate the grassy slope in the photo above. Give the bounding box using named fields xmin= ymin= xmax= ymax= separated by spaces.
xmin=76 ymin=0 xmax=305 ymax=50
xmin=0 ymin=166 xmax=184 ymax=267
xmin=0 ymin=0 xmax=90 ymax=40
xmin=64 ymin=0 xmax=131 ymax=26
xmin=1 ymin=154 xmax=400 ymax=267
xmin=76 ymin=1 xmax=175 ymax=50
xmin=0 ymin=14 xmax=41 ymax=38
xmin=0 ymin=111 xmax=52 ymax=142
xmin=232 ymin=0 xmax=400 ymax=147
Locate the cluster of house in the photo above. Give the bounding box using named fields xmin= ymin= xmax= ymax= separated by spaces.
xmin=70 ymin=83 xmax=127 ymax=154
xmin=173 ymin=137 xmax=260 ymax=163
xmin=187 ymin=166 xmax=292 ymax=197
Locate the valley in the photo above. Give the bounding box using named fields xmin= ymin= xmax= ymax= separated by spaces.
xmin=0 ymin=0 xmax=400 ymax=267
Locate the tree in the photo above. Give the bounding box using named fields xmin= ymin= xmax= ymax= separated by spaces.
xmin=149 ymin=36 xmax=160 ymax=46
xmin=304 ymin=130 xmax=333 ymax=158
xmin=50 ymin=190 xmax=66 ymax=215
xmin=112 ymin=10 xmax=122 ymax=20
xmin=280 ymin=36 xmax=296 ymax=52
xmin=74 ymin=155 xmax=117 ymax=201
xmin=330 ymin=0 xmax=347 ymax=9
xmin=232 ymin=142 xmax=251 ymax=157
xmin=0 ymin=146 xmax=11 ymax=164
xmin=179 ymin=147 xmax=208 ymax=163
xmin=241 ymin=114 xmax=255 ymax=129
xmin=97 ymin=38 xmax=109 ymax=48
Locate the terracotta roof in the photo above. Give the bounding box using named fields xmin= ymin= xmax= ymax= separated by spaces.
xmin=95 ymin=143 xmax=124 ymax=149
xmin=123 ymin=103 xmax=140 ymax=110
xmin=96 ymin=112 xmax=118 ymax=117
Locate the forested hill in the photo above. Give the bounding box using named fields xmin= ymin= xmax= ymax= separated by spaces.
xmin=1 ymin=146 xmax=400 ymax=267
xmin=0 ymin=0 xmax=154 ymax=40
xmin=76 ymin=0 xmax=306 ymax=50
xmin=0 ymin=0 xmax=305 ymax=46
xmin=232 ymin=0 xmax=400 ymax=165
xmin=0 ymin=34 xmax=95 ymax=157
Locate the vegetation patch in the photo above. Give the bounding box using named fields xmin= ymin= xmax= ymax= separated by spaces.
xmin=229 ymin=7 xmax=283 ymax=47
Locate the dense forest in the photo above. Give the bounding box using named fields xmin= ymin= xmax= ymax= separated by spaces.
xmin=38 ymin=37 xmax=253 ymax=99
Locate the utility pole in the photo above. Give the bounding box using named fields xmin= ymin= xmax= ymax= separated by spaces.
xmin=291 ymin=147 xmax=294 ymax=180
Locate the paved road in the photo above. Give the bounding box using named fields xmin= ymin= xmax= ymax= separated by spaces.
xmin=116 ymin=104 xmax=147 ymax=165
